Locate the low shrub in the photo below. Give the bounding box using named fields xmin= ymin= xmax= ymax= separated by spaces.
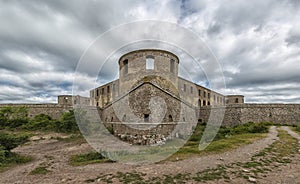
xmin=191 ymin=122 xmax=270 ymax=142
xmin=56 ymin=110 xmax=79 ymax=133
xmin=295 ymin=124 xmax=300 ymax=132
xmin=0 ymin=132 xmax=29 ymax=151
xmin=23 ymin=114 xmax=54 ymax=131
xmin=70 ymin=152 xmax=108 ymax=166
xmin=0 ymin=133 xmax=32 ymax=169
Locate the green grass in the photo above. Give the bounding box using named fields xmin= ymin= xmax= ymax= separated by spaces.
xmin=293 ymin=124 xmax=300 ymax=134
xmin=0 ymin=152 xmax=33 ymax=172
xmin=70 ymin=152 xmax=111 ymax=166
xmin=30 ymin=165 xmax=50 ymax=175
xmin=52 ymin=133 xmax=85 ymax=143
xmin=168 ymin=133 xmax=267 ymax=161
xmin=73 ymin=122 xmax=270 ymax=164
xmin=84 ymin=127 xmax=299 ymax=183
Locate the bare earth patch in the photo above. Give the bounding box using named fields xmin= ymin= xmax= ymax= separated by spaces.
xmin=1 ymin=126 xmax=300 ymax=183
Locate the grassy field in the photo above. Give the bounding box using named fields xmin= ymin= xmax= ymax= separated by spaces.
xmin=169 ymin=132 xmax=267 ymax=161
xmin=85 ymin=127 xmax=299 ymax=183
xmin=71 ymin=122 xmax=270 ymax=165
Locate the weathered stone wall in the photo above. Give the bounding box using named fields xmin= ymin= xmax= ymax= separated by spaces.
xmin=240 ymin=104 xmax=300 ymax=125
xmin=0 ymin=104 xmax=72 ymax=119
xmin=199 ymin=104 xmax=300 ymax=126
xmin=101 ymin=82 xmax=197 ymax=145
xmin=119 ymin=49 xmax=179 ymax=95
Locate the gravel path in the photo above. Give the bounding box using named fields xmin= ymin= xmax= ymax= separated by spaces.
xmin=0 ymin=126 xmax=284 ymax=184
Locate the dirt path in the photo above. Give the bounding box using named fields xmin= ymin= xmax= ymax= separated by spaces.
xmin=1 ymin=126 xmax=297 ymax=184
xmin=256 ymin=126 xmax=300 ymax=184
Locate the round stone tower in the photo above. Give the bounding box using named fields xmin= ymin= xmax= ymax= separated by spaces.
xmin=118 ymin=49 xmax=179 ymax=94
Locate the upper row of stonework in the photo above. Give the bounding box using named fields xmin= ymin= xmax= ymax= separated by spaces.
xmin=118 ymin=49 xmax=179 ymax=77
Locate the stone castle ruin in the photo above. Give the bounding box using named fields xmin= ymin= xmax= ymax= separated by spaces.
xmin=1 ymin=49 xmax=300 ymax=145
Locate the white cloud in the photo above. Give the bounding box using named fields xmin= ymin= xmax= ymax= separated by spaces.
xmin=0 ymin=0 xmax=299 ymax=103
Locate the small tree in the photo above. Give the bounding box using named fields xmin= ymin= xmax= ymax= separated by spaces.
xmin=57 ymin=110 xmax=79 ymax=133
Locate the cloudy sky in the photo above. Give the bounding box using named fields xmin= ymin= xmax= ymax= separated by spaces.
xmin=0 ymin=0 xmax=299 ymax=103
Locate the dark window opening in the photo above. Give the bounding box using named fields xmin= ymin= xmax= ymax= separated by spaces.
xmin=208 ymin=101 xmax=210 ymax=106
xmin=113 ymin=84 xmax=115 ymax=91
xmin=198 ymin=99 xmax=201 ymax=107
xmin=203 ymin=100 xmax=206 ymax=106
xmin=168 ymin=115 xmax=173 ymax=122
xmin=235 ymin=98 xmax=239 ymax=103
xmin=107 ymin=86 xmax=110 ymax=93
xmin=144 ymin=114 xmax=149 ymax=122
xmin=122 ymin=114 xmax=126 ymax=121
xmin=204 ymin=91 xmax=206 ymax=98
xmin=96 ymin=102 xmax=99 ymax=106
xmin=96 ymin=89 xmax=99 ymax=96
xmin=111 ymin=117 xmax=114 ymax=122
xmin=190 ymin=86 xmax=193 ymax=94
xmin=101 ymin=88 xmax=104 ymax=94
xmin=208 ymin=93 xmax=210 ymax=99
xmin=170 ymin=59 xmax=175 ymax=73
xmin=198 ymin=89 xmax=201 ymax=96
xmin=183 ymin=84 xmax=186 ymax=92
xmin=123 ymin=59 xmax=128 ymax=75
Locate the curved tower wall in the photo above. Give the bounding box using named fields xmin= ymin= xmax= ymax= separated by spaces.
xmin=118 ymin=49 xmax=179 ymax=94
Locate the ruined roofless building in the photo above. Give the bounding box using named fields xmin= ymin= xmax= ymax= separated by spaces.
xmin=90 ymin=49 xmax=243 ymax=110
xmin=89 ymin=49 xmax=244 ymax=145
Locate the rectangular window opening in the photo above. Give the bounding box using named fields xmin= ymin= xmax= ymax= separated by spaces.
xmin=170 ymin=59 xmax=175 ymax=73
xmin=123 ymin=59 xmax=128 ymax=76
xmin=146 ymin=56 xmax=155 ymax=70
xmin=144 ymin=114 xmax=150 ymax=122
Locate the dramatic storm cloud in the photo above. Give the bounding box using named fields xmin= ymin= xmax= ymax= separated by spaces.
xmin=0 ymin=0 xmax=299 ymax=103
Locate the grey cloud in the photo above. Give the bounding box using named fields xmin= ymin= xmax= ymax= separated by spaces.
xmin=0 ymin=0 xmax=299 ymax=103
xmin=286 ymin=30 xmax=300 ymax=46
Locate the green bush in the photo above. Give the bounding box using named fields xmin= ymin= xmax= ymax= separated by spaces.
xmin=295 ymin=125 xmax=300 ymax=132
xmin=196 ymin=122 xmax=270 ymax=142
xmin=0 ymin=146 xmax=8 ymax=163
xmin=247 ymin=122 xmax=269 ymax=133
xmin=0 ymin=132 xmax=31 ymax=169
xmin=0 ymin=107 xmax=28 ymax=129
xmin=56 ymin=110 xmax=79 ymax=133
xmin=0 ymin=133 xmax=29 ymax=151
xmin=70 ymin=152 xmax=108 ymax=166
xmin=23 ymin=114 xmax=54 ymax=131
